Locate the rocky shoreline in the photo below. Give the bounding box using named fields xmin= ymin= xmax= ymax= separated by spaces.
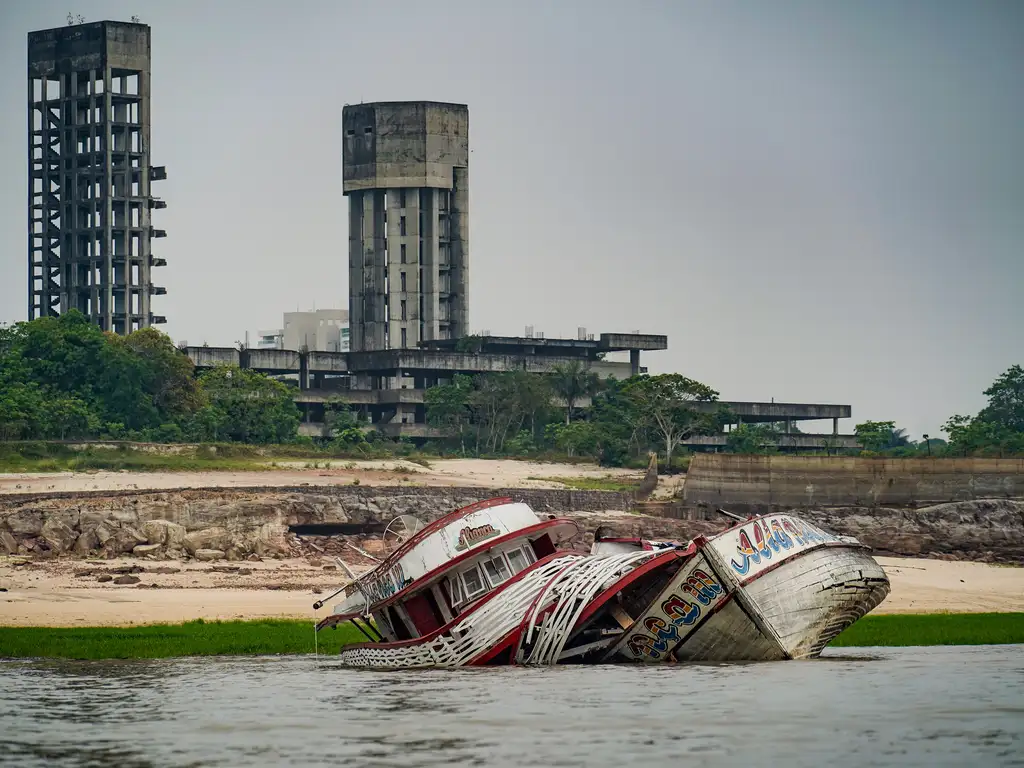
xmin=0 ymin=485 xmax=1021 ymax=564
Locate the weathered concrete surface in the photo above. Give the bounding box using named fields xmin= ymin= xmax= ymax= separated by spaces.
xmin=684 ymin=455 xmax=1024 ymax=508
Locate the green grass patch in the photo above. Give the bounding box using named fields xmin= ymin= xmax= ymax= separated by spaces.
xmin=0 ymin=619 xmax=365 ymax=660
xmin=831 ymin=612 xmax=1024 ymax=647
xmin=1 ymin=613 xmax=1021 ymax=660
xmin=532 ymin=475 xmax=640 ymax=492
xmin=0 ymin=441 xmax=455 ymax=474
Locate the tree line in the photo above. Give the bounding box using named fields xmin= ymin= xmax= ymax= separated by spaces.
xmin=0 ymin=312 xmax=299 ymax=443
xmin=424 ymin=362 xmax=727 ymax=467
xmin=2 ymin=312 xmax=1021 ymax=461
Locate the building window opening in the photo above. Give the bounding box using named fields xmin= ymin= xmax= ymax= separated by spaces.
xmin=400 ymin=272 xmax=406 ymax=292
xmin=400 ymin=216 xmax=407 ymax=236
xmin=400 ymin=243 xmax=407 ymax=264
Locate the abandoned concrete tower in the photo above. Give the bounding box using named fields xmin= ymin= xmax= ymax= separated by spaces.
xmin=27 ymin=20 xmax=167 ymax=333
xmin=343 ymin=101 xmax=469 ymax=352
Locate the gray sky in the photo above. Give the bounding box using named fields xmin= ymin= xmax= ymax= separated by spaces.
xmin=2 ymin=0 xmax=1022 ymax=439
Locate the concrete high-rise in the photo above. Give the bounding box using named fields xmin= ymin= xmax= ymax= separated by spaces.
xmin=342 ymin=102 xmax=469 ymax=352
xmin=27 ymin=20 xmax=167 ymax=333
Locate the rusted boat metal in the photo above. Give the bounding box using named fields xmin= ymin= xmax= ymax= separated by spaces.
xmin=315 ymin=497 xmax=889 ymax=668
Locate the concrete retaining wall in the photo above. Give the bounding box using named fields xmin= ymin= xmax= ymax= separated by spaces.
xmin=683 ymin=455 xmax=1024 ymax=508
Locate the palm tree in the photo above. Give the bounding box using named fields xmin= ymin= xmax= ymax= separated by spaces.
xmin=549 ymin=361 xmax=600 ymax=424
xmin=886 ymin=427 xmax=912 ymax=449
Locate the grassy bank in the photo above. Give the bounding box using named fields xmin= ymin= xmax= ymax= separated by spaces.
xmin=830 ymin=612 xmax=1024 ymax=647
xmin=0 ymin=619 xmax=365 ymax=660
xmin=1 ymin=613 xmax=1022 ymax=660
xmin=0 ymin=442 xmax=442 ymax=474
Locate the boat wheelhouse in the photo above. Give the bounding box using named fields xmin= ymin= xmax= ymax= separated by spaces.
xmin=316 ymin=497 xmax=890 ymax=668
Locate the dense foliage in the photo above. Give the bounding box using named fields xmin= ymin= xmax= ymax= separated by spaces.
xmin=425 ymin=370 xmax=727 ymax=467
xmin=942 ymin=365 xmax=1024 ymax=457
xmin=0 ymin=312 xmax=299 ymax=443
xmin=3 ymin=313 xmax=1020 ymax=461
xmin=853 ymin=365 xmax=1024 ymax=458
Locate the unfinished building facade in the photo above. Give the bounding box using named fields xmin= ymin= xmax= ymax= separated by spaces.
xmin=343 ymin=101 xmax=469 ymax=353
xmin=27 ymin=20 xmax=167 ymax=333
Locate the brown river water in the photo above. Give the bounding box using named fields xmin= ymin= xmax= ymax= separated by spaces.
xmin=0 ymin=645 xmax=1022 ymax=767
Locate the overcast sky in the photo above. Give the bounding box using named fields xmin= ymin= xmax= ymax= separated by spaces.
xmin=2 ymin=0 xmax=1022 ymax=439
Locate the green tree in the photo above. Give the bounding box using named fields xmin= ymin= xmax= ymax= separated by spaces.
xmin=620 ymin=373 xmax=719 ymax=469
xmin=943 ymin=365 xmax=1024 ymax=457
xmin=553 ymin=420 xmax=601 ymax=458
xmin=854 ymin=420 xmax=896 ymax=453
xmin=725 ymin=423 xmax=778 ymax=454
xmin=424 ymin=374 xmax=473 ymax=453
xmin=977 ymin=364 xmax=1024 ymax=432
xmin=469 ymin=373 xmax=528 ymax=453
xmin=508 ymin=370 xmax=554 ymax=440
xmin=550 ymin=361 xmax=600 ymax=424
xmin=323 ymin=397 xmax=366 ymax=445
xmin=193 ymin=366 xmax=300 ymax=443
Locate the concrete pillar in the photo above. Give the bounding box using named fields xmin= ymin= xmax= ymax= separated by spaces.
xmin=420 ymin=188 xmax=439 ymax=341
xmin=629 ymin=349 xmax=641 ymax=376
xmin=350 ymin=190 xmax=387 ymax=351
xmin=450 ymin=166 xmax=469 ymax=339
xmin=833 ymin=417 xmax=838 ymax=435
xmin=386 ymin=188 xmax=418 ymax=349
xmin=348 ymin=192 xmax=364 ymax=351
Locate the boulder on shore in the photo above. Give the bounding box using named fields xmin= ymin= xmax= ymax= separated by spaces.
xmin=40 ymin=519 xmax=78 ymax=554
xmin=132 ymin=543 xmax=164 ymax=557
xmin=142 ymin=519 xmax=187 ymax=549
xmin=194 ymin=548 xmax=226 ymax=562
xmin=184 ymin=527 xmax=231 ymax=556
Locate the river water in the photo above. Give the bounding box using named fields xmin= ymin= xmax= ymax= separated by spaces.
xmin=0 ymin=645 xmax=1021 ymax=767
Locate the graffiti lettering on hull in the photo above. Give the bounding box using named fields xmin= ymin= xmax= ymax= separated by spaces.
xmin=622 ymin=563 xmax=727 ymax=661
xmin=359 ymin=562 xmax=412 ymax=604
xmin=725 ymin=516 xmax=839 ymax=577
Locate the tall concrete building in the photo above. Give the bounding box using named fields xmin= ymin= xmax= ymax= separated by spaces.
xmin=343 ymin=101 xmax=469 ymax=352
xmin=27 ymin=20 xmax=167 ymax=333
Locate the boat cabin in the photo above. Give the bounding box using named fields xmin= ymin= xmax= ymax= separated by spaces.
xmin=324 ymin=498 xmax=579 ymax=643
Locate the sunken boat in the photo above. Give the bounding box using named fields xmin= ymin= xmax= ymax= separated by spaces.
xmin=315 ymin=497 xmax=890 ymax=667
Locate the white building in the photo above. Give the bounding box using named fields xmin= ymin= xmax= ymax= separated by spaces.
xmin=282 ymin=309 xmax=349 ymax=352
xmin=256 ymin=329 xmax=284 ymax=350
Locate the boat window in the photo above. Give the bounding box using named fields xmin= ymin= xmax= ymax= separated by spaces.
xmin=448 ymin=575 xmax=463 ymax=606
xmin=483 ymin=556 xmax=511 ymax=586
xmin=506 ymin=547 xmax=528 ymax=574
xmin=461 ymin=565 xmax=487 ymax=600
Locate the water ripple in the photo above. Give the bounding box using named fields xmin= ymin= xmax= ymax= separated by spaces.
xmin=0 ymin=646 xmax=1022 ymax=767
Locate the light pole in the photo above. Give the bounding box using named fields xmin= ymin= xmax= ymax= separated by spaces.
xmin=923 ymin=434 xmax=931 ymax=457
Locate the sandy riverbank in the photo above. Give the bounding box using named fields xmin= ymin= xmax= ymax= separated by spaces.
xmin=1 ymin=554 xmax=1021 ymax=627
xmin=0 ymin=459 xmax=645 ymax=496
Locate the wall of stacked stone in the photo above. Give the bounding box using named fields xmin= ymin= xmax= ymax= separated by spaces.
xmin=0 ymin=485 xmax=631 ymax=561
